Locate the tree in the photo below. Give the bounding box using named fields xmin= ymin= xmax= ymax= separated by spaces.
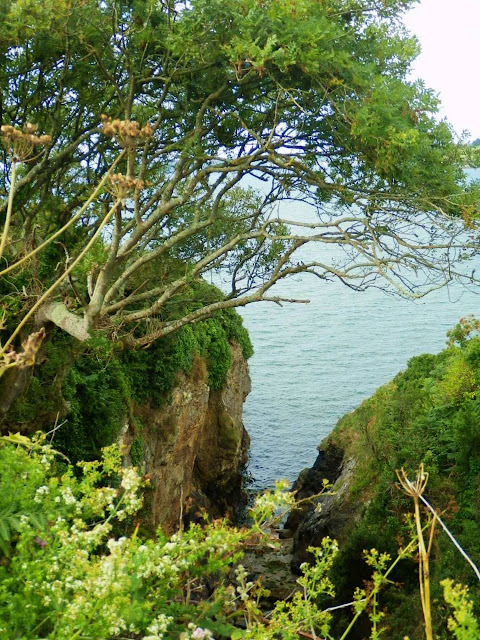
xmin=1 ymin=0 xmax=479 ymax=359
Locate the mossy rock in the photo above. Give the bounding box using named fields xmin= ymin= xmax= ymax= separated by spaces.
xmin=6 ymin=282 xmax=252 ymax=465
xmin=218 ymin=413 xmax=240 ymax=450
xmin=130 ymin=436 xmax=144 ymax=467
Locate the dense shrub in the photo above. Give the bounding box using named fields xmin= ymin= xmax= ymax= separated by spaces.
xmin=326 ymin=326 xmax=480 ymax=639
xmin=0 ymin=434 xmax=477 ymax=640
xmin=0 ymin=434 xmax=336 ymax=640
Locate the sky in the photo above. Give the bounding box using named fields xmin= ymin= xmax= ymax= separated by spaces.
xmin=403 ymin=0 xmax=480 ymax=140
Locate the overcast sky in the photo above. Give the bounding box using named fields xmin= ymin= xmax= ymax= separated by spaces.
xmin=403 ymin=0 xmax=480 ymax=140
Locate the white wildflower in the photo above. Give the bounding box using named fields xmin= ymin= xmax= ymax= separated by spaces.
xmin=60 ymin=486 xmax=77 ymax=505
xmin=120 ymin=467 xmax=140 ymax=492
xmin=143 ymin=613 xmax=173 ymax=640
xmin=34 ymin=485 xmax=50 ymax=502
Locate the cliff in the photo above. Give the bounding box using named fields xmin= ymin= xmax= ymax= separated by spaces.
xmin=285 ymin=441 xmax=359 ymax=571
xmin=284 ymin=332 xmax=480 ymax=640
xmin=123 ymin=343 xmax=251 ymax=531
xmin=1 ymin=305 xmax=254 ymax=532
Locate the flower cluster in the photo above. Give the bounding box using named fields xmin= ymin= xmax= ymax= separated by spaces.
xmin=101 ymin=114 xmax=153 ymax=148
xmin=0 ymin=434 xmax=351 ymax=640
xmin=1 ymin=123 xmax=51 ymax=162
xmin=235 ymin=564 xmax=255 ymax=603
xmin=144 ymin=614 xmax=174 ymax=640
xmin=107 ymin=173 xmax=146 ymax=198
xmin=181 ymin=623 xmax=214 ymax=640
xmin=251 ymin=478 xmax=295 ymax=523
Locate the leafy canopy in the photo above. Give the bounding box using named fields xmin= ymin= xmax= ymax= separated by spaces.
xmin=0 ymin=0 xmax=478 ymax=351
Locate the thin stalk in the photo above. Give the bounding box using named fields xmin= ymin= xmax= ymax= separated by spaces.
xmin=0 ymin=198 xmax=122 ymax=358
xmin=372 ymin=591 xmax=377 ymax=638
xmin=338 ymin=536 xmax=418 ymax=640
xmin=414 ymin=497 xmax=433 ymax=640
xmin=0 ymin=161 xmax=17 ymax=264
xmin=396 ymin=467 xmax=434 ymax=640
xmin=0 ymin=150 xmax=125 ymax=277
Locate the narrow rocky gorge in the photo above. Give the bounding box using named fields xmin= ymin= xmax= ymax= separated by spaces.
xmin=285 ymin=441 xmax=357 ymax=571
xmin=240 ymin=439 xmax=356 ymax=602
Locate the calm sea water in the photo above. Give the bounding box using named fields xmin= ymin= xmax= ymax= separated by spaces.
xmin=238 ymin=195 xmax=480 ymax=490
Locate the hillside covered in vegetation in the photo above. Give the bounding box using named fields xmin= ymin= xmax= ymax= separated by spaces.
xmin=2 ymin=0 xmax=480 ymax=638
xmin=289 ymin=317 xmax=480 ymax=639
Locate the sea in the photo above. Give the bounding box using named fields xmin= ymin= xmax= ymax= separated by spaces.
xmin=236 ymin=181 xmax=480 ymax=491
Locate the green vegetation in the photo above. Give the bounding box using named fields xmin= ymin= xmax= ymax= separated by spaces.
xmin=2 ymin=1 xmax=480 ymax=638
xmin=1 ymin=0 xmax=478 ymax=537
xmin=5 ymin=295 xmax=252 ymax=463
xmin=129 ymin=435 xmax=144 ymax=468
xmin=2 ymin=0 xmax=480 ymax=384
xmin=319 ymin=319 xmax=480 ymax=639
xmin=1 ymin=433 xmax=479 ymax=640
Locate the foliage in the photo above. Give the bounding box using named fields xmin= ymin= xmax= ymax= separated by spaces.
xmin=130 ymin=435 xmax=144 ymax=468
xmin=1 ymin=0 xmax=479 ymax=368
xmin=220 ymin=309 xmax=254 ymax=361
xmin=0 ymin=434 xmax=48 ymax=553
xmin=0 ymin=0 xmax=477 ymax=474
xmin=0 ymin=0 xmax=71 ymax=43
xmin=442 ymin=580 xmax=480 ymax=640
xmin=5 ymin=293 xmax=251 ymax=462
xmin=2 ymin=433 xmax=478 ymax=640
xmin=323 ymin=320 xmax=480 ymax=639
xmin=60 ymin=349 xmax=131 ymax=461
xmin=7 ymin=330 xmax=78 ymax=424
xmin=2 ymin=3 xmax=480 ymax=635
xmin=120 ymin=298 xmax=252 ymax=403
xmin=447 ymin=315 xmax=480 ymax=347
xmin=0 ymin=433 xmax=333 ymax=640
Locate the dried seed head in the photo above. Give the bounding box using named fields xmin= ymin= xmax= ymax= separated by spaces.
xmin=3 ymin=327 xmax=46 ymax=369
xmin=24 ymin=122 xmax=38 ymax=134
xmin=107 ymin=173 xmax=145 ymax=198
xmin=395 ymin=464 xmax=429 ymax=498
xmin=101 ymin=114 xmax=153 ymax=148
xmin=1 ymin=123 xmax=52 ymax=162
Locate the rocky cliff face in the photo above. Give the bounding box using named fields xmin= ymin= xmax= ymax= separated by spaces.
xmin=285 ymin=442 xmax=359 ymax=571
xmin=123 ymin=342 xmax=251 ymax=532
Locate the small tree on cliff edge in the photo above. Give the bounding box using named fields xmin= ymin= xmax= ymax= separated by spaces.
xmin=1 ymin=1 xmax=479 ymax=365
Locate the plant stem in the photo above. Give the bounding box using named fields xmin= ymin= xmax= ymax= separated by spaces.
xmin=0 ymin=150 xmax=125 ymax=277
xmin=0 ymin=161 xmax=17 ymax=265
xmin=0 ymin=198 xmax=122 ymax=358
xmin=338 ymin=537 xmax=418 ymax=640
xmin=414 ymin=497 xmax=433 ymax=640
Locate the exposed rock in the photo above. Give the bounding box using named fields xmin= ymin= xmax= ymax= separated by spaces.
xmin=123 ymin=342 xmax=251 ymax=532
xmin=286 ymin=441 xmax=361 ymax=572
xmin=285 ymin=441 xmax=344 ymax=533
xmin=240 ymin=535 xmax=299 ymax=603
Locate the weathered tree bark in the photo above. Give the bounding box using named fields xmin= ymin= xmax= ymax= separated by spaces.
xmin=36 ymin=302 xmax=90 ymax=342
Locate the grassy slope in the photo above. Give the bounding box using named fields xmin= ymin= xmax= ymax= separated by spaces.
xmin=323 ymin=324 xmax=480 ymax=638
